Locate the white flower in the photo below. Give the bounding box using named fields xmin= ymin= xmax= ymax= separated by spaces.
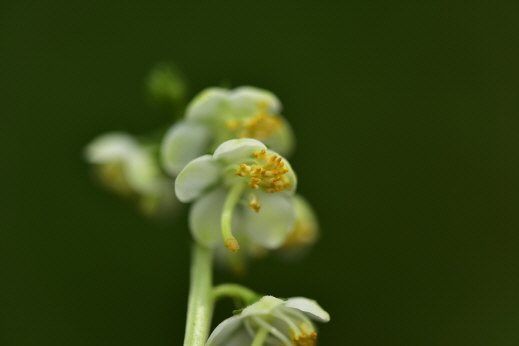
xmin=175 ymin=138 xmax=297 ymax=252
xmin=206 ymin=296 xmax=330 ymax=346
xmin=84 ymin=132 xmax=179 ymax=218
xmin=161 ymin=86 xmax=295 ymax=176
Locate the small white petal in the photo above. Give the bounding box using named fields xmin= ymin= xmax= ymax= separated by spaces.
xmin=242 ymin=193 xmax=295 ymax=249
xmin=189 ymin=187 xmax=226 ymax=248
xmin=161 ymin=122 xmax=212 ymax=176
xmin=175 ymin=155 xmax=220 ymax=202
xmin=229 ymin=86 xmax=282 ymax=116
xmin=205 ymin=316 xmax=243 ymax=346
xmin=285 ymin=297 xmax=330 ymax=322
xmin=186 ymin=87 xmax=229 ymax=123
xmin=84 ymin=132 xmax=138 ymax=163
xmin=241 ymin=296 xmax=285 ymax=318
xmin=213 ymin=138 xmax=266 ymax=165
xmin=222 ymin=328 xmax=253 ymax=346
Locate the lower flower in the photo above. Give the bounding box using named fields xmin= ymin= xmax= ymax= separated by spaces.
xmin=206 ymin=296 xmax=330 ymax=346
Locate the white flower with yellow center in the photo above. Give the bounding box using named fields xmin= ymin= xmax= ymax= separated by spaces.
xmin=206 ymin=296 xmax=330 ymax=346
xmin=175 ymin=138 xmax=297 ymax=252
xmin=84 ymin=132 xmax=179 ymax=218
xmin=161 ymin=86 xmax=295 ymax=176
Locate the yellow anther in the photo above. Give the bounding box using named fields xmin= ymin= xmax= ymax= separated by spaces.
xmin=226 ymin=120 xmax=240 ymax=129
xmin=261 ymin=170 xmax=278 ymax=177
xmin=248 ymin=193 xmax=261 ymax=212
xmin=293 ymin=332 xmax=318 ymax=346
xmin=227 ymin=111 xmax=283 ymax=141
xmin=236 ymin=150 xmax=291 ymax=197
xmin=250 ymin=166 xmax=262 ymax=176
xmin=239 ymin=164 xmax=251 ymax=172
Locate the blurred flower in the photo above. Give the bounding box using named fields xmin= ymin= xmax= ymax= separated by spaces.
xmin=175 ymin=138 xmax=297 ymax=253
xmin=84 ymin=132 xmax=179 ymax=219
xmin=276 ymin=194 xmax=319 ymax=259
xmin=161 ymin=86 xmax=295 ymax=176
xmin=206 ymin=295 xmax=330 ymax=346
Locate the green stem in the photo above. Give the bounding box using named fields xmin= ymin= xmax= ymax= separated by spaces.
xmin=250 ymin=326 xmax=269 ymax=346
xmin=212 ymin=284 xmax=260 ymax=305
xmin=221 ymin=182 xmax=246 ymax=252
xmin=183 ymin=243 xmax=213 ymax=346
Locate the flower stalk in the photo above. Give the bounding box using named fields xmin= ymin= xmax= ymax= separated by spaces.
xmin=183 ymin=243 xmax=214 ymax=346
xmin=212 ymin=283 xmax=260 ymax=305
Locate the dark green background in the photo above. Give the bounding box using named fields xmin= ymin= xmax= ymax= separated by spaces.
xmin=2 ymin=2 xmax=519 ymax=345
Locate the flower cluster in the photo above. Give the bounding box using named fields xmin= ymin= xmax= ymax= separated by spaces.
xmin=85 ymin=74 xmax=329 ymax=346
xmin=161 ymin=86 xmax=295 ymax=176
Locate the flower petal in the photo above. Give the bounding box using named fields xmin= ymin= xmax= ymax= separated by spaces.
xmin=205 ymin=316 xmax=243 ymax=346
xmin=221 ymin=328 xmax=253 ymax=346
xmin=186 ymin=87 xmax=229 ymax=123
xmin=189 ymin=187 xmax=226 ymax=248
xmin=285 ymin=297 xmax=330 ymax=322
xmin=242 ymin=193 xmax=295 ymax=249
xmin=213 ymin=138 xmax=266 ymax=165
xmin=175 ymin=155 xmax=220 ymax=202
xmin=229 ymin=86 xmax=282 ymax=116
xmin=84 ymin=132 xmax=138 ymax=163
xmin=241 ymin=296 xmax=285 ymax=318
xmin=161 ymin=122 xmax=212 ymax=176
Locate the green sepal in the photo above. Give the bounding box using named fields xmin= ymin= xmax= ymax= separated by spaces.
xmin=232 ymin=308 xmax=244 ymax=315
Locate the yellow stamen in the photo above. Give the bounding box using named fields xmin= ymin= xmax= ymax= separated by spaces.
xmin=248 ymin=193 xmax=261 ymax=212
xmin=235 ymin=149 xmax=291 ymax=196
xmin=226 ymin=109 xmax=283 ymax=141
xmin=293 ymin=332 xmax=318 ymax=346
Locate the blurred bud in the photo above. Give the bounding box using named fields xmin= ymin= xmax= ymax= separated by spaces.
xmin=146 ymin=62 xmax=188 ymax=115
